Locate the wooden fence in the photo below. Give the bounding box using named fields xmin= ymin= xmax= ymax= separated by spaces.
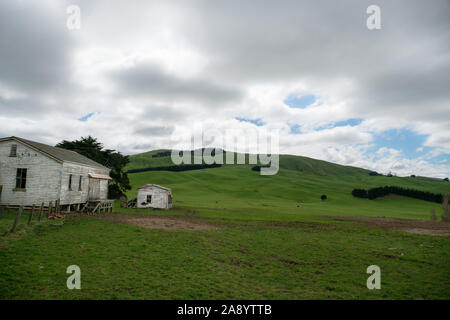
xmin=1 ymin=199 xmax=114 ymax=236
xmin=2 ymin=200 xmax=62 ymax=235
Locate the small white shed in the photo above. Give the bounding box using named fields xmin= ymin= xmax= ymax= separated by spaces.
xmin=137 ymin=184 xmax=172 ymax=209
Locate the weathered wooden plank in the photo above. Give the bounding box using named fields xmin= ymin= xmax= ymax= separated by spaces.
xmin=27 ymin=204 xmax=35 ymax=225
xmin=92 ymin=203 xmax=101 ymax=214
xmin=48 ymin=201 xmax=53 ymax=217
xmin=38 ymin=202 xmax=44 ymax=222
xmin=10 ymin=206 xmax=23 ymax=233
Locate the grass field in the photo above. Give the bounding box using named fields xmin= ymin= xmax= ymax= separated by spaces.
xmin=1 ymin=152 xmax=449 ymax=299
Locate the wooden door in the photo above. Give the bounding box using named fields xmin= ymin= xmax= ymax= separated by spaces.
xmin=88 ymin=179 xmax=100 ymax=200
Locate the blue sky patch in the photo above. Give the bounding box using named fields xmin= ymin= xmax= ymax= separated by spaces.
xmin=372 ymin=128 xmax=429 ymax=159
xmin=428 ymin=153 xmax=450 ymax=164
xmin=235 ymin=117 xmax=265 ymax=126
xmin=78 ymin=112 xmax=95 ymax=122
xmin=333 ymin=118 xmax=363 ymax=127
xmin=284 ymin=94 xmax=316 ymax=109
xmin=290 ymin=124 xmax=301 ymax=134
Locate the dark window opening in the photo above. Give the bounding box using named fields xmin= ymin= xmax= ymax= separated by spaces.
xmin=15 ymin=168 xmax=27 ymax=189
xmin=69 ymin=174 xmax=73 ymax=190
xmin=146 ymin=195 xmax=152 ymax=203
xmin=10 ymin=144 xmax=17 ymax=157
xmin=79 ymin=176 xmax=82 ymax=191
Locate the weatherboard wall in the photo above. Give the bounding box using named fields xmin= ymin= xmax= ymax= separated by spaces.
xmin=0 ymin=139 xmax=111 ymax=206
xmin=0 ymin=139 xmax=62 ymax=206
xmin=59 ymin=162 xmax=110 ymax=205
xmin=137 ymin=186 xmax=172 ymax=209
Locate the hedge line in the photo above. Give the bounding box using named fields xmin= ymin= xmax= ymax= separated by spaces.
xmin=352 ymin=186 xmax=443 ymax=203
xmin=128 ymin=163 xmax=222 ymax=173
xmin=251 ymin=165 xmax=271 ymax=172
xmin=151 ymin=151 xmax=172 ymax=158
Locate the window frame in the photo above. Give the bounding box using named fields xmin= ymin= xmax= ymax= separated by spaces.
xmin=15 ymin=168 xmax=27 ymax=189
xmin=146 ymin=194 xmax=152 ymax=203
xmin=9 ymin=144 xmax=17 ymax=157
xmin=78 ymin=176 xmax=82 ymax=191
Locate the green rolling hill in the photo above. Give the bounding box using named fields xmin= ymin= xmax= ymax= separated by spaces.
xmin=125 ymin=149 xmax=450 ymax=221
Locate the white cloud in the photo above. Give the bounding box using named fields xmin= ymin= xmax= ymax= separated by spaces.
xmin=0 ymin=0 xmax=449 ymax=178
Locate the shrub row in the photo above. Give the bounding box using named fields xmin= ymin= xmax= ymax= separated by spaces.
xmin=128 ymin=163 xmax=222 ymax=173
xmin=251 ymin=165 xmax=271 ymax=172
xmin=352 ymin=186 xmax=443 ymax=203
xmin=151 ymin=151 xmax=172 ymax=158
xmin=351 ymin=189 xmax=368 ymax=198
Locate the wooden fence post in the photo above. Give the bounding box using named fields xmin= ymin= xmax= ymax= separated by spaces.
xmin=48 ymin=201 xmax=53 ymax=218
xmin=11 ymin=206 xmax=23 ymax=233
xmin=443 ymin=193 xmax=449 ymax=222
xmin=27 ymin=204 xmax=35 ymax=225
xmin=38 ymin=202 xmax=44 ymax=222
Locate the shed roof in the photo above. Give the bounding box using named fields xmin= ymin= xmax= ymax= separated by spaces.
xmin=89 ymin=173 xmax=112 ymax=180
xmin=0 ymin=136 xmax=109 ymax=170
xmin=138 ymin=184 xmax=172 ymax=192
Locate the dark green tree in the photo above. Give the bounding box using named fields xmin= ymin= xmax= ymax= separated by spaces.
xmin=352 ymin=189 xmax=368 ymax=198
xmin=56 ymin=136 xmax=131 ymax=199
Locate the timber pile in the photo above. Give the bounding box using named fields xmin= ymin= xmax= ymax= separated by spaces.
xmin=125 ymin=198 xmax=137 ymax=208
xmin=48 ymin=214 xmax=64 ymax=220
xmin=81 ymin=200 xmax=114 ymax=214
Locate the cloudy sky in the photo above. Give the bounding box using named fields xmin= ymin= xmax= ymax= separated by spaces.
xmin=0 ymin=0 xmax=449 ymax=177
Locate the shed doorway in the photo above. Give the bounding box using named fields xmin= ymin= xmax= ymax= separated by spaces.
xmin=88 ymin=178 xmax=100 ymax=200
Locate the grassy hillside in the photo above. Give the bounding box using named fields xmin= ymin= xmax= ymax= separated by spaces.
xmin=126 ymin=149 xmax=372 ymax=176
xmin=127 ymin=149 xmax=445 ymax=181
xmin=125 ymin=149 xmax=175 ymax=170
xmin=1 ymin=149 xmax=449 ymax=300
xmin=125 ymin=149 xmax=449 ymax=221
xmin=125 ymin=164 xmax=449 ymax=221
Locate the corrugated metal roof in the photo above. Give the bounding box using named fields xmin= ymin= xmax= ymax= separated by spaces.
xmin=138 ymin=184 xmax=172 ymax=192
xmin=0 ymin=136 xmax=109 ymax=170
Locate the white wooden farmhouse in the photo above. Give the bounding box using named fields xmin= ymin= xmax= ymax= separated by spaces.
xmin=137 ymin=184 xmax=173 ymax=209
xmin=0 ymin=136 xmax=112 ymax=209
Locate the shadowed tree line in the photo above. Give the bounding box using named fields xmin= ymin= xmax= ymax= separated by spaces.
xmin=352 ymin=186 xmax=443 ymax=203
xmin=127 ymin=163 xmax=222 ymax=173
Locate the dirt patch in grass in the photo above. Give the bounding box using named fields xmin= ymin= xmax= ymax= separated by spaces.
xmin=269 ymin=254 xmax=303 ymax=266
xmin=329 ymin=216 xmax=450 ymax=237
xmin=85 ymin=213 xmax=218 ymax=231
xmin=264 ymin=221 xmax=329 ymax=229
